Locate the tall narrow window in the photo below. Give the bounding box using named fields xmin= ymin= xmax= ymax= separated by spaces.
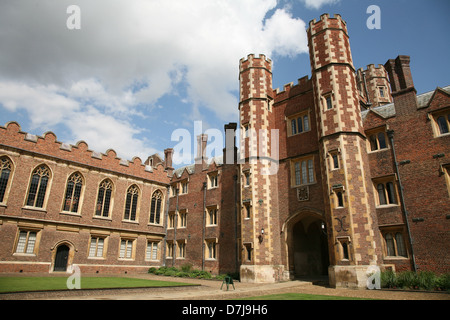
xmin=206 ymin=240 xmax=217 ymax=260
xmin=149 ymin=190 xmax=163 ymax=224
xmin=124 ymin=185 xmax=139 ymax=221
xmin=294 ymin=162 xmax=301 ymax=186
xmin=303 ymin=115 xmax=310 ymax=131
xmin=95 ymin=179 xmax=113 ymax=217
xmin=178 ymin=240 xmax=186 ymax=258
xmin=26 ymin=165 xmax=50 ymax=208
xmin=368 ymin=130 xmax=388 ymax=151
xmin=291 ymin=119 xmax=297 ymax=135
xmin=437 ymin=116 xmax=449 ymax=135
xmin=0 ymin=157 xmax=12 ymax=203
xmin=326 ymin=96 xmax=333 ymax=109
xmin=292 ymin=157 xmax=315 ymax=186
xmin=207 ymin=208 xmax=218 ymax=226
xmin=63 ymin=172 xmax=83 ymax=213
xmin=375 ymin=180 xmax=397 ymax=206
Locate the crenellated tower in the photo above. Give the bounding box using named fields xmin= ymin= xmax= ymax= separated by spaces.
xmin=308 ymin=14 xmax=383 ymax=288
xmin=238 ymin=54 xmax=283 ymax=283
xmin=356 ymin=64 xmax=393 ymax=108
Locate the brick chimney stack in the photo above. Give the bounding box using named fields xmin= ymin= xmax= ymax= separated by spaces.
xmin=195 ymin=134 xmax=208 ymax=168
xmin=384 ymin=55 xmax=418 ymax=116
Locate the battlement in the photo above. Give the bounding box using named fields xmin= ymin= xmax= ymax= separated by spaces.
xmin=239 ymin=54 xmax=272 ymax=73
xmin=307 ymin=13 xmax=348 ymax=36
xmin=0 ymin=121 xmax=171 ymax=183
xmin=274 ymin=75 xmax=312 ymax=96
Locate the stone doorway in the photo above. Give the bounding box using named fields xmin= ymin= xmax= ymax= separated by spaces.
xmin=285 ymin=213 xmax=329 ymax=278
xmin=54 ymin=244 xmax=70 ymax=272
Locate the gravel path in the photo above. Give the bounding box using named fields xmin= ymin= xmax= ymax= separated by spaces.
xmin=1 ymin=273 xmax=448 ymax=300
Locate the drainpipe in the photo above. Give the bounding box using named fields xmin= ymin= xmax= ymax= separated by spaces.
xmin=387 ymin=130 xmax=417 ymax=272
xmin=234 ymin=174 xmax=239 ymax=274
xmin=173 ymin=188 xmax=179 ymax=267
xmin=162 ymin=186 xmax=171 ymax=267
xmin=202 ymin=181 xmax=207 ymax=271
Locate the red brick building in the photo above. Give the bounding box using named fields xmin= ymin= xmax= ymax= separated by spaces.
xmin=0 ymin=13 xmax=448 ymax=288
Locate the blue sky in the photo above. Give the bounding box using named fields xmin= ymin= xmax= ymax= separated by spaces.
xmin=0 ymin=0 xmax=448 ymax=167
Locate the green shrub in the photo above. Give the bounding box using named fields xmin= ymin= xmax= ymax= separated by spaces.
xmin=396 ymin=271 xmax=418 ymax=289
xmin=435 ymin=273 xmax=450 ymax=291
xmin=380 ymin=270 xmax=396 ymax=288
xmin=181 ymin=263 xmax=193 ymax=273
xmin=417 ymin=271 xmax=437 ymax=290
xmin=148 ymin=267 xmax=157 ymax=274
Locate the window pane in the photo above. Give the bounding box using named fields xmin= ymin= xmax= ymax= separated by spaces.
xmin=120 ymin=240 xmax=126 ymax=258
xmin=378 ymin=132 xmax=387 ymax=149
xmin=386 ymin=182 xmax=397 ymax=204
xmin=307 ymin=160 xmax=314 ymax=183
xmin=155 ymin=198 xmax=161 ymax=224
xmin=377 ymin=184 xmax=387 ymax=205
xmin=303 ymin=115 xmax=309 ymax=131
xmin=72 ymin=183 xmax=82 ymax=212
xmin=103 ymin=189 xmax=112 ymax=217
xmin=16 ymin=231 xmax=28 ymax=253
xmin=0 ymin=168 xmax=11 ymax=203
xmin=64 ymin=181 xmax=74 ymax=211
xmin=337 ymin=192 xmax=344 ymax=207
xmin=131 ymin=193 xmax=138 ymax=220
xmin=35 ymin=176 xmax=48 ymax=208
xmin=26 ymin=232 xmax=36 ymax=254
xmin=294 ymin=162 xmax=301 ymax=185
xmin=89 ymin=239 xmax=97 ymax=257
xmin=297 ymin=117 xmax=303 ymax=133
xmin=301 ymin=161 xmax=307 ymax=184
xmin=437 ymin=116 xmax=449 ymax=134
xmin=27 ymin=175 xmax=40 ymax=206
xmin=395 ymin=233 xmax=407 ymax=257
xmin=150 ymin=197 xmax=156 ymax=223
xmin=291 ymin=119 xmax=297 ymax=135
xmin=96 ymin=188 xmax=105 ymax=216
xmin=385 ymin=233 xmax=395 ymax=256
xmin=124 ymin=193 xmax=132 ymax=219
xmin=97 ymin=238 xmax=104 ymax=257
xmin=326 ymin=96 xmax=332 ymax=109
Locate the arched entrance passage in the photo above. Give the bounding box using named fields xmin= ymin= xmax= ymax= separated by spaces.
xmin=284 ymin=211 xmax=329 ymax=277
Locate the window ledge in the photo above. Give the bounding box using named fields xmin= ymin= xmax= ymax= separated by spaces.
xmin=376 ymin=204 xmax=399 ymax=209
xmin=383 ymin=256 xmax=409 ymax=260
xmin=93 ymin=216 xmax=112 ymax=221
xmin=22 ymin=206 xmax=47 ymax=213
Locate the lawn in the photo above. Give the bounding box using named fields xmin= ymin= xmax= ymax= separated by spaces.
xmin=0 ymin=276 xmax=195 ymax=293
xmin=242 ymin=293 xmax=375 ymax=300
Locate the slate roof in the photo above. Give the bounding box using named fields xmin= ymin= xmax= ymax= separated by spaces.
xmin=361 ymin=85 xmax=450 ymax=121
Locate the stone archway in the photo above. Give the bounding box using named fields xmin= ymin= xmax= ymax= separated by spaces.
xmin=50 ymin=240 xmax=76 ymax=273
xmin=284 ymin=211 xmax=329 ymax=278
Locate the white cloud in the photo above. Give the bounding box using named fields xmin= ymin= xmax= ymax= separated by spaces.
xmin=0 ymin=0 xmax=309 ymax=160
xmin=300 ymin=0 xmax=341 ymax=10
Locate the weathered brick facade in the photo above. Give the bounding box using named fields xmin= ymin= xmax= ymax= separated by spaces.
xmin=0 ymin=13 xmax=448 ymax=288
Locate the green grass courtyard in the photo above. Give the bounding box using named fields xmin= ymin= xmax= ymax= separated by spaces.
xmin=0 ymin=276 xmax=195 ymax=293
